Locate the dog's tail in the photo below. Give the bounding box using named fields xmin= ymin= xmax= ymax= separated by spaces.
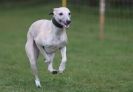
xmin=25 ymin=28 xmax=39 ymax=61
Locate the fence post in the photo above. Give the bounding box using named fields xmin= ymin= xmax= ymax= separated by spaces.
xmin=62 ymin=0 xmax=67 ymax=7
xmin=99 ymin=0 xmax=105 ymax=40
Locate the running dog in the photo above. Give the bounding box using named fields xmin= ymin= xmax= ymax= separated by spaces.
xmin=25 ymin=7 xmax=71 ymax=87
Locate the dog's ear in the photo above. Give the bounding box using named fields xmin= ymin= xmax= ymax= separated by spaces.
xmin=49 ymin=8 xmax=55 ymax=15
xmin=49 ymin=8 xmax=58 ymax=15
xmin=49 ymin=12 xmax=54 ymax=15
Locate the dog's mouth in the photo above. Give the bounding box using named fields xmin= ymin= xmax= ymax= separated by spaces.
xmin=63 ymin=22 xmax=70 ymax=28
xmin=60 ymin=20 xmax=71 ymax=28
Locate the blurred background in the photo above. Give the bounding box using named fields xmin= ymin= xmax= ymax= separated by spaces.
xmin=0 ymin=0 xmax=133 ymax=92
xmin=0 ymin=0 xmax=132 ymax=40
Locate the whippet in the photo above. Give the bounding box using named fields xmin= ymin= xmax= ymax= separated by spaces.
xmin=25 ymin=7 xmax=71 ymax=87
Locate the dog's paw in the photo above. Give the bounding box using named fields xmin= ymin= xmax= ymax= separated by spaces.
xmin=52 ymin=70 xmax=58 ymax=74
xmin=35 ymin=79 xmax=41 ymax=88
xmin=59 ymin=67 xmax=65 ymax=74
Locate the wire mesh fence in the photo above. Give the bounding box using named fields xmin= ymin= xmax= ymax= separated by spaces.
xmin=105 ymin=0 xmax=133 ymax=41
xmin=67 ymin=0 xmax=133 ymax=40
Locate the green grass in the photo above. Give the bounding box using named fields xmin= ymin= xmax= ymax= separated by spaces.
xmin=0 ymin=4 xmax=133 ymax=92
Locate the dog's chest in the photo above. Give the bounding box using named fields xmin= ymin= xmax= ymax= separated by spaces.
xmin=50 ymin=36 xmax=66 ymax=47
xmin=44 ymin=32 xmax=67 ymax=53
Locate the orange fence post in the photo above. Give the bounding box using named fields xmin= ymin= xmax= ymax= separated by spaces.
xmin=62 ymin=0 xmax=67 ymax=7
xmin=99 ymin=0 xmax=105 ymax=40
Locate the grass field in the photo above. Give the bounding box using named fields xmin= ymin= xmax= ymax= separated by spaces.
xmin=0 ymin=4 xmax=133 ymax=92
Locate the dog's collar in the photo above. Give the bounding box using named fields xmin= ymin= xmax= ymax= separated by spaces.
xmin=52 ymin=18 xmax=63 ymax=28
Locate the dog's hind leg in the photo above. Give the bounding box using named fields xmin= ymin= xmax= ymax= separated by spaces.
xmin=25 ymin=34 xmax=41 ymax=88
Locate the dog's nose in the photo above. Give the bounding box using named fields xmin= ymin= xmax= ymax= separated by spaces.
xmin=66 ymin=20 xmax=71 ymax=25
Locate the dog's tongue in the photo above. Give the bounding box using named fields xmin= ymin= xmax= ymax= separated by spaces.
xmin=64 ymin=22 xmax=69 ymax=28
xmin=64 ymin=24 xmax=69 ymax=28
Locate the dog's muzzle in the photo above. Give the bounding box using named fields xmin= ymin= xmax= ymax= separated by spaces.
xmin=62 ymin=20 xmax=71 ymax=28
xmin=66 ymin=20 xmax=71 ymax=25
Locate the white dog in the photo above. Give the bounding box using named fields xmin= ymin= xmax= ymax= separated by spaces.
xmin=25 ymin=7 xmax=71 ymax=87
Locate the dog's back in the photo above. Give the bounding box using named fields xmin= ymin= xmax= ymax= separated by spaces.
xmin=27 ymin=19 xmax=52 ymax=39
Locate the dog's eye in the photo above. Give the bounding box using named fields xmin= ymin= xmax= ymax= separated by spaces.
xmin=68 ymin=13 xmax=71 ymax=15
xmin=59 ymin=13 xmax=63 ymax=16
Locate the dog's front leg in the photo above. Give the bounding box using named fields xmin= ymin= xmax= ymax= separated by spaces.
xmin=59 ymin=46 xmax=67 ymax=73
xmin=36 ymin=44 xmax=58 ymax=74
xmin=44 ymin=52 xmax=58 ymax=74
xmin=45 ymin=53 xmax=55 ymax=73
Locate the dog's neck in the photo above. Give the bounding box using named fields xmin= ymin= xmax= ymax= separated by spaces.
xmin=52 ymin=18 xmax=63 ymax=29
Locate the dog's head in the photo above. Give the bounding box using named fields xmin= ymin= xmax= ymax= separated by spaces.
xmin=50 ymin=7 xmax=71 ymax=28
